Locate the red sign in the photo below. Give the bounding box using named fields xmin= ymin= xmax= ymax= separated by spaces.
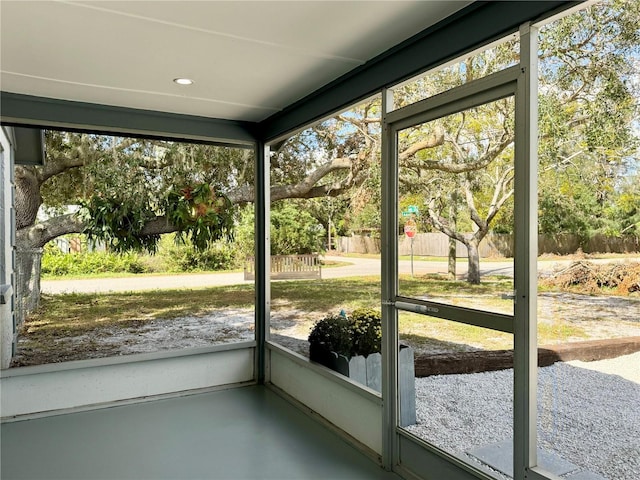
xmin=404 ymin=219 xmax=417 ymax=238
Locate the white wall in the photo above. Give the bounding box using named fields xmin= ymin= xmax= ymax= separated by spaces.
xmin=0 ymin=127 xmax=15 ymax=369
xmin=267 ymin=344 xmax=383 ymax=455
xmin=0 ymin=345 xmax=255 ymax=419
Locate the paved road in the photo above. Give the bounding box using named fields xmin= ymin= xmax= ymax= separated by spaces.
xmin=40 ymin=256 xmax=504 ymax=294
xmin=41 ymin=255 xmax=636 ymax=294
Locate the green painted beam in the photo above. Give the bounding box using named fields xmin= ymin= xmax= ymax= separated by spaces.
xmin=0 ymin=92 xmax=256 ymax=146
xmin=258 ymin=1 xmax=576 ymax=142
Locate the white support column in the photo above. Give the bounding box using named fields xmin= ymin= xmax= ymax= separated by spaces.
xmin=381 ymin=87 xmax=399 ymax=470
xmin=0 ymin=127 xmax=16 ymax=369
xmin=513 ymin=22 xmax=539 ymax=480
xmin=255 ymin=142 xmax=271 ymax=384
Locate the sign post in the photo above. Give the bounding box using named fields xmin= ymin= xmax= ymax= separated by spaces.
xmin=404 ymin=217 xmax=417 ymax=277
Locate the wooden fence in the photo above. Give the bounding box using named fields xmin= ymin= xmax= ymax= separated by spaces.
xmin=244 ymin=254 xmax=321 ymax=281
xmin=337 ymin=233 xmax=639 ymax=257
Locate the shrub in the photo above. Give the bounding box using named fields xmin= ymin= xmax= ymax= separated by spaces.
xmin=308 ymin=309 xmax=382 ymax=359
xmin=350 ymin=308 xmax=382 ymax=357
xmin=160 ymin=238 xmax=240 ymax=272
xmin=237 ymin=204 xmax=326 ymax=257
xmin=308 ymin=313 xmax=352 ymax=358
xmin=42 ymin=249 xmax=148 ymax=276
xmin=270 ymin=204 xmax=325 ymax=255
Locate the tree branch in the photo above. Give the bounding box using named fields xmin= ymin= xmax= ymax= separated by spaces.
xmin=402 ymin=129 xmax=513 ymax=174
xmin=462 ymin=176 xmax=486 ymax=233
xmin=138 ymin=216 xmax=179 ymax=236
xmin=398 ymin=126 xmax=445 ymax=162
xmin=17 ymin=212 xmax=181 ymax=249
xmin=17 ymin=213 xmax=84 ymax=249
xmin=38 ymin=156 xmax=86 ymax=183
xmin=228 ymin=156 xmax=358 ymax=204
xmin=426 ymin=198 xmax=468 ymax=244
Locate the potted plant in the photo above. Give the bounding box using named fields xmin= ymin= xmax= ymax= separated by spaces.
xmin=308 ymin=308 xmax=416 ymax=426
xmin=308 ymin=313 xmax=352 ymax=373
xmin=350 ymin=308 xmax=381 ymax=357
xmin=309 ymin=309 xmax=382 ymax=358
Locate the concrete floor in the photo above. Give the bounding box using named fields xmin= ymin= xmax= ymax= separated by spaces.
xmin=1 ymin=385 xmax=400 ymax=480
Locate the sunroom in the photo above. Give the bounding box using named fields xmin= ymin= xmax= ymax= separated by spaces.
xmin=2 ymin=2 xmax=638 ymax=480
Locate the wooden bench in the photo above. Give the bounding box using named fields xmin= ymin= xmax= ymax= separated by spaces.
xmin=244 ymin=254 xmax=322 ymax=281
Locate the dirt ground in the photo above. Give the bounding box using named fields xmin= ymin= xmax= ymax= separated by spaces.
xmin=11 ymin=291 xmax=640 ymax=367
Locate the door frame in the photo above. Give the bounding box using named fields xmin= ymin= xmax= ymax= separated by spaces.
xmin=381 ymin=23 xmax=544 ymax=480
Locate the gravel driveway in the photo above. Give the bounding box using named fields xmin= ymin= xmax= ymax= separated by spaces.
xmin=407 ymin=352 xmax=640 ymax=480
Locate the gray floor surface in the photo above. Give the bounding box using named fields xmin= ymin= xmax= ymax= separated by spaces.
xmin=1 ymin=385 xmax=400 ymax=480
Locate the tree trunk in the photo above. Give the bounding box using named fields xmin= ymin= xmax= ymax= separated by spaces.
xmin=14 ymin=166 xmax=42 ymax=230
xmin=14 ymin=243 xmax=46 ymax=325
xmin=14 ymin=248 xmax=43 ymax=326
xmin=466 ymin=240 xmax=481 ymax=284
xmin=14 ymin=166 xmax=47 ymax=325
xmin=448 ymin=237 xmax=457 ymax=279
xmin=448 ymin=192 xmax=457 ymax=279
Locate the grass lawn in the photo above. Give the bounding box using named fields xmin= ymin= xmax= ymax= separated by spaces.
xmin=16 ymin=273 xmax=638 ymax=367
xmin=21 ymin=276 xmax=616 ymax=336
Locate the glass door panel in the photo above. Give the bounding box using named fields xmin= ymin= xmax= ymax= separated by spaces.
xmin=399 ymin=311 xmax=515 ymax=476
xmin=395 ymin=94 xmax=519 ymax=478
xmin=535 ymin=195 xmax=640 ymax=480
xmin=397 ymin=97 xmax=515 ymax=315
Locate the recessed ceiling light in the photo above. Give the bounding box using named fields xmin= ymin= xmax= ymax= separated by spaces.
xmin=173 ymin=78 xmax=194 ymax=85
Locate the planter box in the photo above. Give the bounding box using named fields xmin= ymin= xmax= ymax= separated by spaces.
xmin=309 ymin=343 xmax=416 ymax=427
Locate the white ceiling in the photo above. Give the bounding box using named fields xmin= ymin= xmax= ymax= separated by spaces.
xmin=0 ymin=1 xmax=471 ymax=123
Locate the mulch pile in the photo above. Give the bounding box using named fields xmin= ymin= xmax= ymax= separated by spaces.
xmin=540 ymin=260 xmax=640 ymax=295
xmin=415 ymin=259 xmax=640 ymax=376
